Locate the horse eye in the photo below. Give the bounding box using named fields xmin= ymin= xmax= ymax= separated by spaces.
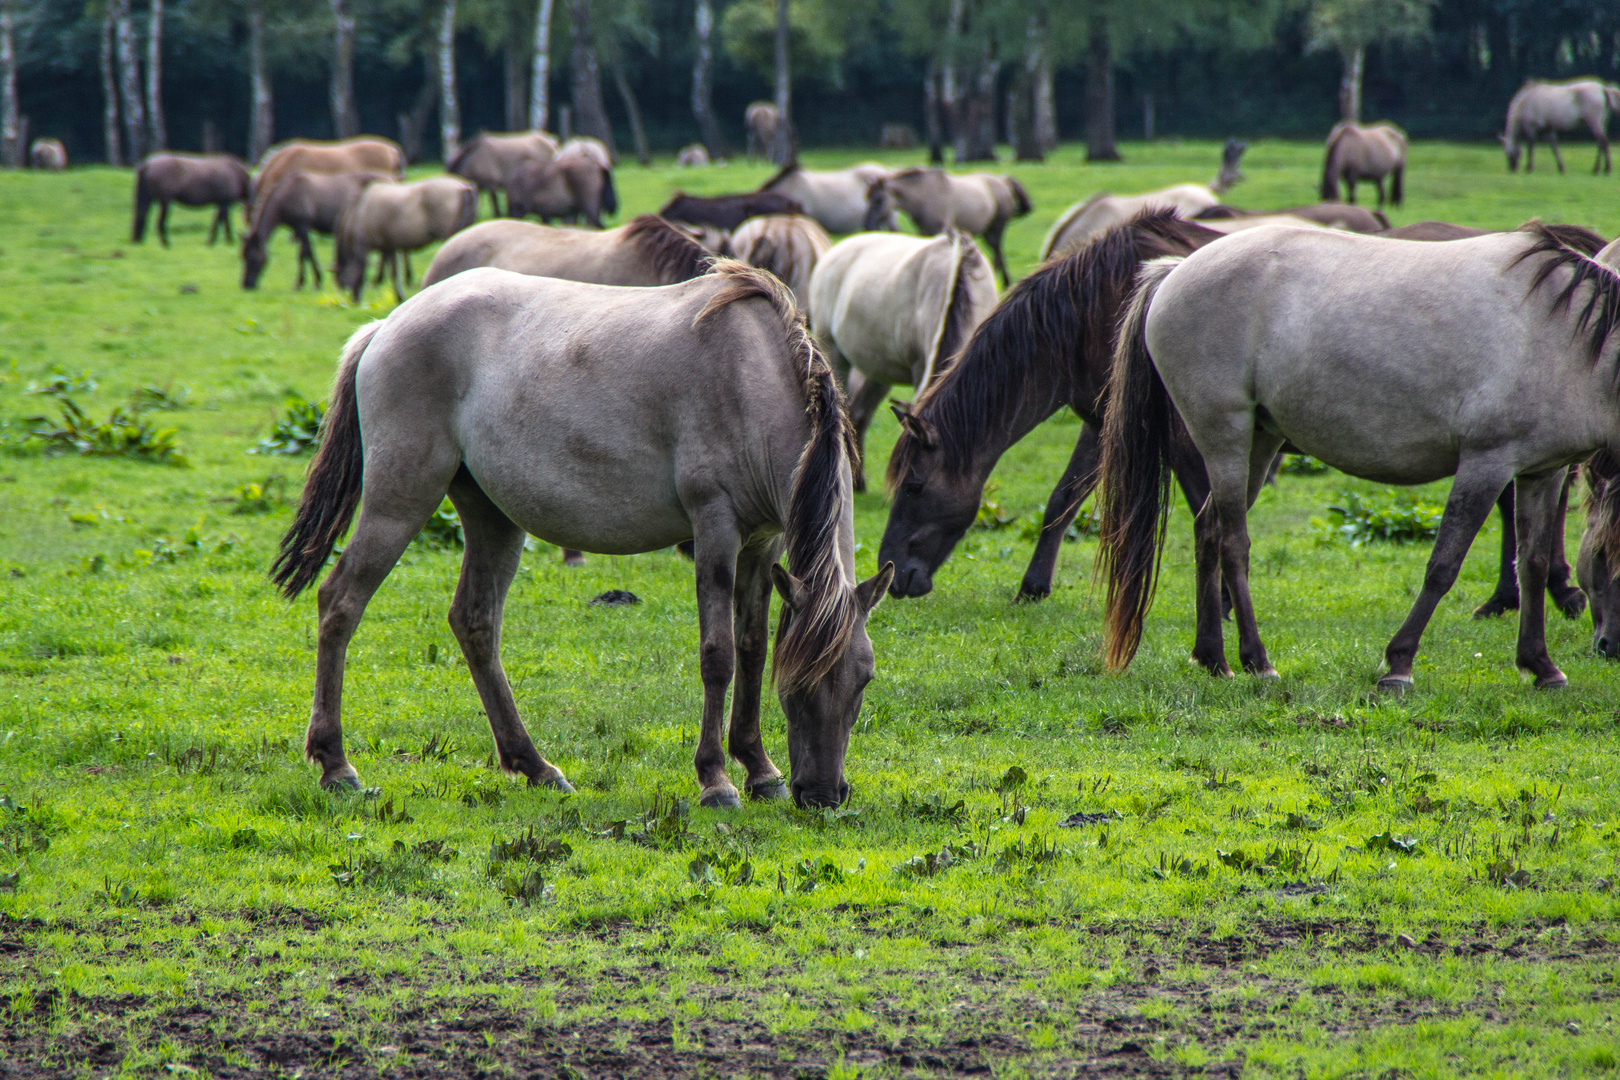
xmin=902 ymin=481 xmax=924 ymax=497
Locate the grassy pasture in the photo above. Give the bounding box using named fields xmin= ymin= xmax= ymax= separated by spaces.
xmin=2 ymin=140 xmax=1619 ymax=1077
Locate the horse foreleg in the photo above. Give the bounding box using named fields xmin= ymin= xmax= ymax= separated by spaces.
xmin=389 ymin=251 xmax=404 ymax=302
xmin=158 ymin=202 xmax=172 ymax=248
xmin=486 ymin=188 xmax=501 ymax=218
xmin=1374 ymin=178 xmax=1386 ymax=208
xmin=403 ymin=251 xmax=414 ymax=287
xmin=372 ymin=251 xmax=388 ymax=287
xmin=690 ymin=513 xmax=743 ymax=808
xmin=1344 ymin=177 xmax=1357 ymax=205
xmin=1171 ymin=446 xmax=1231 ymax=677
xmin=1513 ymin=469 xmax=1570 ymax=688
xmin=1473 ymin=486 xmax=1520 ymax=618
xmin=1017 ymin=423 xmax=1099 ymax=603
xmin=208 ymin=207 xmax=221 ymax=246
xmin=985 ymin=221 xmax=1011 ymax=287
xmin=845 ymin=370 xmax=892 ymax=495
xmin=223 ymin=205 xmax=235 ymax=243
xmin=728 ymin=539 xmax=787 ymax=800
xmin=1380 ymin=463 xmax=1509 ymax=692
xmin=1596 ymin=128 xmax=1612 ymax=174
xmin=1548 ymin=468 xmax=1586 ymax=619
xmin=1206 ymin=448 xmax=1276 ymax=679
xmin=1548 ymin=131 xmax=1566 ymax=174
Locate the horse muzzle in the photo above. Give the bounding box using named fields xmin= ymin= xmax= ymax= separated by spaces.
xmin=889 ymin=563 xmax=934 ymax=599
xmin=791 ymin=778 xmax=850 ymax=809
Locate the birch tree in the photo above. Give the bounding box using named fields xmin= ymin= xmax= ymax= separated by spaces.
xmin=531 ymin=0 xmax=553 ymax=129
xmin=0 ymin=0 xmax=18 ymax=168
xmin=100 ymin=2 xmax=120 ymax=164
xmin=248 ymin=0 xmax=272 ymax=160
xmin=691 ymin=0 xmax=722 ymax=157
xmin=439 ymin=0 xmax=459 ymax=160
xmin=1306 ymin=0 xmax=1435 ymax=122
xmin=330 ymin=0 xmax=358 ymax=138
xmin=146 ymin=0 xmax=165 ymax=150
xmin=114 ymin=0 xmax=146 ymax=162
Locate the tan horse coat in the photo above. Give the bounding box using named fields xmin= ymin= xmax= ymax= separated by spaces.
xmin=423 ymin=216 xmax=713 ymax=289
xmin=1041 ymin=184 xmax=1220 ymax=260
xmin=729 ymin=215 xmax=832 ymax=308
xmin=336 ymin=177 xmax=476 ymax=301
xmin=446 ymin=131 xmax=559 ymax=216
xmin=1502 ymin=79 xmax=1620 ymax=173
xmin=252 ymin=138 xmax=404 ymax=214
xmin=1320 ymin=122 xmax=1407 ymax=207
xmin=869 ymin=168 xmax=1031 ymax=285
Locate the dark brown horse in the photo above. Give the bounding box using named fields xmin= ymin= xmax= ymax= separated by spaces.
xmin=877 ymin=210 xmax=1584 ymax=623
xmin=659 ymin=190 xmax=805 ymax=232
xmin=241 ymin=170 xmax=387 ymax=290
xmin=133 ymin=153 xmax=252 ymax=247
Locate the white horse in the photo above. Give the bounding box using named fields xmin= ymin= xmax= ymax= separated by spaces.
xmin=809 ymin=230 xmax=998 ymax=487
xmin=1502 ymin=79 xmax=1620 ymax=174
xmin=1040 ymin=185 xmax=1220 ymax=260
xmin=760 ymin=162 xmax=896 ymax=233
xmin=729 ymin=214 xmax=832 ymax=308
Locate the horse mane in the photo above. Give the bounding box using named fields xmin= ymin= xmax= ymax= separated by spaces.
xmin=1513 ymin=221 xmax=1620 ymax=364
xmin=696 ymin=261 xmax=861 ymax=692
xmin=758 ymin=161 xmax=801 ymax=192
xmin=1584 ymin=449 xmax=1620 ymax=577
xmin=624 ymin=214 xmax=713 ymax=284
xmin=887 ymin=209 xmax=1215 ymax=491
xmin=920 ymin=231 xmax=988 ymax=392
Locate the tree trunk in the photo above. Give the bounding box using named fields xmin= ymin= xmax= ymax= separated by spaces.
xmin=691 ymin=0 xmax=724 ymax=158
xmin=0 ymin=0 xmax=19 ymax=169
xmin=1034 ymin=50 xmax=1056 ymax=151
xmin=923 ymin=60 xmax=944 ymax=164
xmin=567 ymin=0 xmax=613 ymax=151
xmin=1339 ymin=44 xmax=1364 ymax=122
xmin=769 ymin=0 xmax=792 ymax=163
xmin=942 ymin=0 xmax=965 ymax=161
xmin=1084 ymin=16 xmax=1118 ymax=162
xmin=101 ymin=7 xmax=121 ymax=165
xmin=1012 ymin=16 xmax=1042 ymax=163
xmin=330 ymin=0 xmax=358 ymax=139
xmin=145 ymin=0 xmax=165 ymax=151
xmin=504 ymin=39 xmax=525 ymax=132
xmin=438 ymin=0 xmax=459 ymax=161
xmin=398 ymin=76 xmax=436 ymax=164
xmin=961 ymin=44 xmax=997 ymax=161
xmin=115 ymin=2 xmax=146 ymax=163
xmin=611 ymin=62 xmax=648 ymax=166
xmin=530 ymin=0 xmax=554 ymax=130
xmin=248 ymin=0 xmax=273 ymax=162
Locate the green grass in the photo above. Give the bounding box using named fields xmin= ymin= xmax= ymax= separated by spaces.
xmin=2 ymin=141 xmax=1619 ymax=1077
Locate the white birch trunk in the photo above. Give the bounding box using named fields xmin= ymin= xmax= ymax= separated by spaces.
xmin=0 ymin=0 xmax=19 ymax=169
xmin=439 ymin=0 xmax=459 ymax=161
xmin=146 ymin=0 xmax=165 ymax=150
xmin=529 ymin=0 xmax=554 ymax=131
xmin=115 ymin=1 xmax=146 ymax=163
xmin=248 ymin=0 xmax=272 ymax=162
xmin=101 ymin=7 xmax=121 ymax=165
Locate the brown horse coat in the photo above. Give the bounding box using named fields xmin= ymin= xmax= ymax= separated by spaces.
xmin=447 ymin=131 xmax=559 ymax=216
xmin=242 ymin=170 xmax=388 ymax=290
xmin=252 ymin=138 xmax=404 ymax=214
xmin=505 ymin=154 xmax=616 ymax=227
xmin=133 ymin=153 xmax=252 ymax=247
xmin=423 ymin=215 xmax=713 ymax=289
xmin=335 ymin=177 xmax=476 ymax=301
xmin=29 ymin=138 xmax=66 ymax=171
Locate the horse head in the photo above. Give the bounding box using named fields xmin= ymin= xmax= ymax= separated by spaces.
xmin=863 ymin=177 xmax=896 ymax=232
xmin=241 ymin=232 xmax=268 ymax=290
xmin=1577 ymin=453 xmax=1620 ymax=660
xmin=877 ymin=399 xmax=980 ymax=599
xmin=1500 ymin=132 xmax=1522 ymax=172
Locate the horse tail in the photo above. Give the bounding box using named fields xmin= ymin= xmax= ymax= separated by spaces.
xmin=454 ymin=184 xmax=477 ymax=234
xmin=1606 ymin=84 xmax=1620 ymax=116
xmin=1006 ymin=176 xmax=1033 ymax=217
xmin=444 ymin=135 xmax=478 ymax=176
xmin=1373 ymin=209 xmax=1391 ymax=229
xmin=1585 ymin=451 xmax=1620 ymax=580
xmin=1320 ymin=126 xmax=1345 ymax=201
xmin=600 ymin=166 xmax=619 ymax=217
xmin=271 ymin=321 xmax=381 ymax=599
xmin=132 ymin=163 xmax=152 ymax=242
xmin=1097 ymin=256 xmax=1183 ymax=672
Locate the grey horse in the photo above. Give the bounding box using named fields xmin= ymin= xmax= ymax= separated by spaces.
xmin=271 ymin=261 xmax=892 ymax=809
xmin=1502 ymin=79 xmax=1620 ymax=174
xmin=1099 ymin=222 xmax=1620 ymax=692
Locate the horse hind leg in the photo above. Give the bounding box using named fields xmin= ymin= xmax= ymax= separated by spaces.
xmin=1171 ymin=445 xmax=1232 ymax=677
xmin=1513 ymin=468 xmax=1570 ymax=688
xmin=689 ymin=507 xmax=744 ymax=808
xmin=1380 ymin=461 xmax=1511 ymax=692
xmin=446 ymin=468 xmax=574 ymax=788
xmin=158 ymin=202 xmax=172 ymax=248
xmin=1204 ymin=447 xmax=1276 ymax=680
xmin=1548 ymin=131 xmax=1566 ymax=174
xmin=1547 ymin=469 xmax=1586 ymax=619
xmin=1017 ymin=423 xmax=1100 ymax=603
xmin=1472 ymin=486 xmax=1520 ymax=618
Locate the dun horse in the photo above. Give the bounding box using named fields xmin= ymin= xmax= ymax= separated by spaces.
xmin=1099 ymin=221 xmax=1620 ymax=691
xmin=1320 ymin=122 xmax=1407 ymax=207
xmin=1041 ymin=186 xmax=1221 ymax=259
xmin=447 ymin=131 xmax=559 ymax=216
xmin=505 ymin=153 xmax=617 ymax=227
xmin=132 ymin=153 xmax=252 ymax=247
xmin=252 ymin=137 xmax=404 ymax=214
xmin=810 ymin=231 xmax=998 ymax=487
xmin=866 ymin=168 xmax=1031 ymax=286
xmin=29 ymin=138 xmax=66 ymax=171
xmin=729 ymin=214 xmax=832 ymax=307
xmin=271 ymin=262 xmax=892 ymax=808
xmin=424 ymin=214 xmax=712 ymax=289
xmin=746 ymin=102 xmax=788 ymax=163
xmin=241 ymin=170 xmax=387 ymax=290
xmin=335 ymin=177 xmax=476 ymax=301
xmin=759 ymin=162 xmax=896 ymax=234
xmin=1502 ymin=79 xmax=1620 ymax=174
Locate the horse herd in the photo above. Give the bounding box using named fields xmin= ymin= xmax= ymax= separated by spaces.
xmin=49 ymin=81 xmax=1620 ymax=808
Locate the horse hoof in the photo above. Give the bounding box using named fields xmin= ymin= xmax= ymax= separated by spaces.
xmin=1472 ymin=597 xmax=1516 ymax=619
xmin=563 ymin=551 xmax=586 ymax=567
xmin=746 ymin=777 xmax=790 ymax=802
xmin=1014 ymin=584 xmax=1050 ymax=604
xmin=1376 ymin=674 xmax=1414 ymax=695
xmin=1533 ymin=671 xmax=1568 ymax=690
xmin=538 ymin=771 xmax=575 ymax=794
xmin=700 ymin=787 xmax=742 ymax=810
xmin=1252 ymin=667 xmax=1280 ymax=680
xmin=1557 ymin=592 xmax=1588 ymax=620
xmin=321 ymin=769 xmax=361 ymax=792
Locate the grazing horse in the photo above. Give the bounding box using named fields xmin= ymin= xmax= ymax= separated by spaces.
xmin=252 ymin=138 xmax=404 ymax=219
xmin=1098 ymin=221 xmax=1620 ymax=691
xmin=1502 ymin=79 xmax=1620 ymax=174
xmin=729 ymin=214 xmax=832 ymax=308
xmin=1041 ymin=185 xmax=1221 ymax=260
xmin=1211 ymin=138 xmax=1247 ymax=194
xmin=879 ymin=210 xmax=1587 ymax=614
xmin=810 ymin=231 xmax=998 ymax=488
xmin=447 ymin=130 xmax=559 ymax=217
xmin=424 ymin=214 xmax=712 ymax=289
xmin=241 ymin=170 xmax=387 ymax=290
xmin=746 ymin=102 xmax=787 ymax=163
xmin=866 ymin=168 xmax=1031 ymax=286
xmin=660 ymin=190 xmax=805 ymax=232
xmin=505 ymin=154 xmax=617 ymax=227
xmin=334 ymin=177 xmax=477 ymax=302
xmin=29 ymin=138 xmax=66 ymax=171
xmin=759 ymin=162 xmax=896 ymax=234
xmin=1196 ymin=202 xmax=1388 ymax=233
xmin=676 ymin=144 xmax=712 ymax=167
xmin=1576 ymin=451 xmax=1620 ymax=658
xmin=132 ymin=153 xmax=251 ymax=247
xmin=1320 ymin=122 xmax=1407 ymax=207
xmin=557 ymin=136 xmax=613 ymax=170
xmin=270 ymin=262 xmax=892 ymax=808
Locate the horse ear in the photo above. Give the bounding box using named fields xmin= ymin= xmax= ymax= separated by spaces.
xmin=856 ymin=563 xmax=896 ymax=614
xmin=771 ymin=564 xmax=808 ymax=612
xmin=890 ymin=402 xmax=937 ymax=450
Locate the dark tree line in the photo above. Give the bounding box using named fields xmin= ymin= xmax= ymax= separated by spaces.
xmin=1 ymin=0 xmax=1618 ymax=167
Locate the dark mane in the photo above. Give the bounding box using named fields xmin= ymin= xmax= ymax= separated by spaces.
xmin=886 ymin=209 xmax=1220 ymax=490
xmin=1514 ymin=220 xmax=1620 ymax=363
xmin=696 ymin=262 xmax=860 ymax=692
xmin=624 ymin=214 xmax=713 ymax=284
xmin=758 ymin=161 xmax=801 ymax=191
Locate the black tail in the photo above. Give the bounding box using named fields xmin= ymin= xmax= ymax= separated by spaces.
xmin=1389 ymin=165 xmax=1404 ymax=207
xmin=601 ymin=168 xmax=619 ymax=216
xmin=132 ymin=165 xmax=151 ymax=242
xmin=1097 ymin=257 xmax=1183 ymax=672
xmin=1320 ymin=126 xmax=1345 ymax=201
xmin=270 ymin=322 xmax=381 ymax=599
